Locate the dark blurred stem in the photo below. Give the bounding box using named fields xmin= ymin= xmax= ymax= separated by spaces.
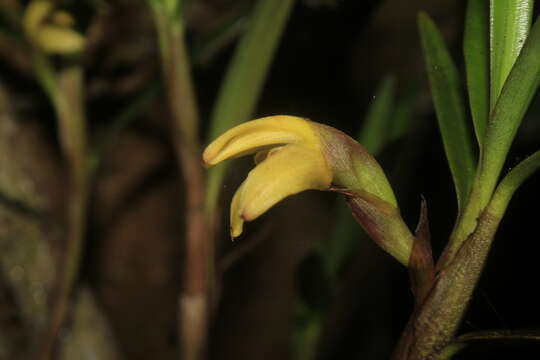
xmin=152 ymin=8 xmax=209 ymax=360
xmin=34 ymin=54 xmax=89 ymax=360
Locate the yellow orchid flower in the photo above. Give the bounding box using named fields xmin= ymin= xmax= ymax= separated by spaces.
xmin=203 ymin=115 xmax=414 ymax=265
xmin=23 ymin=0 xmax=85 ymax=54
xmin=203 ymin=115 xmax=332 ymax=237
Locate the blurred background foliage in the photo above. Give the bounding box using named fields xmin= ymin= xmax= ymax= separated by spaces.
xmin=1 ymin=0 xmax=540 ymax=359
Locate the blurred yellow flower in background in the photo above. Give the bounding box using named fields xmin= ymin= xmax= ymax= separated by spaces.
xmin=23 ymin=0 xmax=85 ymax=54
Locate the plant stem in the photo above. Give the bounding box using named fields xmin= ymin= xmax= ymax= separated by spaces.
xmin=151 ymin=6 xmax=209 ymax=360
xmin=392 ymin=187 xmax=512 ymax=359
xmin=34 ymin=60 xmax=89 ymax=360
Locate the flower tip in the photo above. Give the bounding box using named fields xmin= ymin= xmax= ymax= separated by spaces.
xmin=200 ymin=157 xmax=212 ymax=169
xmin=202 ymin=147 xmax=218 ymax=167
xmin=230 ymin=221 xmax=243 ymax=238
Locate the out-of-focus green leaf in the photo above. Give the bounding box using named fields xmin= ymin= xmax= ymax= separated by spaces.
xmin=320 ymin=202 xmax=358 ymax=277
xmin=479 ymin=16 xmax=540 ymax=203
xmin=205 ymin=0 xmax=296 ymax=213
xmin=389 ymin=86 xmax=417 ymax=143
xmin=207 ymin=0 xmax=296 ymax=139
xmin=418 ymin=12 xmax=477 ymax=211
xmin=490 ymin=0 xmax=534 ymax=109
xmin=192 ymin=14 xmax=249 ymax=66
xmin=464 ymin=0 xmax=489 ymax=146
xmin=358 ymin=75 xmax=396 ymax=154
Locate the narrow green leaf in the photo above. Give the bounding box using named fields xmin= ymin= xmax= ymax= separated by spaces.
xmin=464 ymin=0 xmax=489 ymax=146
xmin=388 ymin=85 xmax=418 ymax=143
xmin=490 ymin=149 xmax=540 ymax=214
xmin=490 ymin=0 xmax=534 ymax=109
xmin=208 ymin=0 xmax=296 ymax=139
xmin=479 ymin=16 xmax=540 ymax=206
xmin=418 ymin=13 xmax=477 ymax=210
xmin=191 ymin=15 xmax=248 ymax=66
xmin=357 ymin=75 xmax=396 ymax=154
xmin=320 ymin=202 xmax=358 ymax=277
xmin=205 ymin=0 xmax=296 ymax=213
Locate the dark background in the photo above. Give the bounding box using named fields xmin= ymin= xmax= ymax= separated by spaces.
xmin=1 ymin=0 xmax=540 ymax=359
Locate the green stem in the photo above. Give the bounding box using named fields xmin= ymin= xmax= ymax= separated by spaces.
xmin=391 ymin=152 xmax=537 ymax=359
xmin=392 ymin=204 xmax=502 ymax=359
xmin=441 ymin=12 xmax=540 ymax=273
xmin=35 ymin=62 xmax=89 ymax=360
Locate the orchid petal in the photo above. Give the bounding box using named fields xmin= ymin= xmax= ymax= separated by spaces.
xmin=203 ymin=115 xmax=320 ymax=166
xmin=230 ymin=182 xmax=245 ymax=238
xmin=236 ymin=144 xmax=331 ymax=227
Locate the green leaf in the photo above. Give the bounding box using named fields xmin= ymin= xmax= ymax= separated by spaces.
xmin=207 ymin=0 xmax=296 ymax=139
xmin=490 ymin=149 xmax=540 ymax=214
xmin=191 ymin=14 xmax=249 ymax=66
xmin=418 ymin=13 xmax=477 ymax=211
xmin=464 ymin=0 xmax=489 ymax=146
xmin=479 ymin=15 xmax=540 ymax=206
xmin=490 ymin=0 xmax=534 ymax=109
xmin=388 ymin=85 xmax=418 ymax=143
xmin=357 ymin=75 xmax=396 ymax=154
xmin=205 ymin=0 xmax=296 ymax=213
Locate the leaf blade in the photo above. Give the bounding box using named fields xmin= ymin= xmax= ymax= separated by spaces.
xmin=208 ymin=0 xmax=296 ymax=140
xmin=490 ymin=0 xmax=534 ymax=109
xmin=464 ymin=0 xmax=490 ymax=146
xmin=357 ymin=75 xmax=396 ymax=154
xmin=479 ymin=15 xmax=540 ymax=205
xmin=418 ymin=12 xmax=477 ymax=210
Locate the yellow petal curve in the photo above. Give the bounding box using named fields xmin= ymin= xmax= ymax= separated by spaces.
xmin=203 ymin=115 xmax=319 ymax=166
xmin=239 ymin=144 xmax=331 ymax=223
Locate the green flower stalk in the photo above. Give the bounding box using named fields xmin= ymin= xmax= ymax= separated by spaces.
xmin=22 ymin=2 xmax=89 ymax=359
xmin=203 ymin=115 xmax=414 ymax=265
